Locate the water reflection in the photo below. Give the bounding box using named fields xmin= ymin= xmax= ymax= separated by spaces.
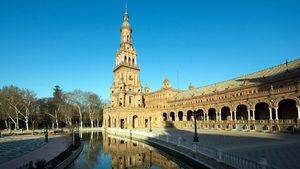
xmin=68 ymin=132 xmax=183 ymax=169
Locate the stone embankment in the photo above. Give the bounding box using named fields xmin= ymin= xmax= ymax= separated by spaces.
xmin=106 ymin=128 xmax=276 ymax=169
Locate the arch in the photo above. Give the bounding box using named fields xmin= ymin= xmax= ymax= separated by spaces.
xmin=133 ymin=115 xmax=138 ymax=128
xmin=132 ymin=58 xmax=135 ymax=65
xmin=278 ymin=99 xmax=298 ymax=119
xmin=236 ymin=105 xmax=248 ymax=120
xmin=124 ymin=56 xmax=127 ymax=62
xmin=170 ymin=112 xmax=175 ymax=121
xmin=275 ymin=97 xmax=300 ymax=107
xmin=128 ymin=57 xmax=131 ymax=64
xmin=208 ymin=108 xmax=216 ymax=121
xmin=255 ymin=102 xmax=269 ymax=120
xmin=221 ymin=106 xmax=230 ymax=120
xmin=162 ymin=112 xmax=167 ymax=121
xmin=178 ymin=111 xmax=183 ymax=121
xmin=187 ymin=110 xmax=193 ymax=121
xmin=196 ymin=109 xmax=204 ymax=120
xmin=233 ymin=102 xmax=250 ymax=111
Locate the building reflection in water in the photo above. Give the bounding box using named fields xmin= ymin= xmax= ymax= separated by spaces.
xmin=73 ymin=132 xmax=181 ymax=169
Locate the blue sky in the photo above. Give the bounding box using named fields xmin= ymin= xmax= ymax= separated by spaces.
xmin=0 ymin=0 xmax=299 ymax=100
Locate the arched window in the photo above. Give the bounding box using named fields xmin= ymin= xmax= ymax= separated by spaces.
xmin=124 ymin=56 xmax=127 ymax=62
xmin=128 ymin=57 xmax=131 ymax=64
xmin=132 ymin=58 xmax=135 ymax=64
xmin=163 ymin=113 xmax=167 ymax=121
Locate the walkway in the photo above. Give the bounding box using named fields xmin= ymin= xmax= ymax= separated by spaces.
xmin=0 ymin=135 xmax=71 ymax=169
xmin=154 ymin=128 xmax=300 ymax=169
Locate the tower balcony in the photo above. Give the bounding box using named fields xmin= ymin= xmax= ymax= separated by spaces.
xmin=114 ymin=62 xmax=140 ymax=72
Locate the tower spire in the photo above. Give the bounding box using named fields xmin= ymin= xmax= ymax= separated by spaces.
xmin=123 ymin=3 xmax=129 ymax=22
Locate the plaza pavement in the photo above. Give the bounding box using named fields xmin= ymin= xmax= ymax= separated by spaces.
xmin=0 ymin=135 xmax=71 ymax=169
xmin=150 ymin=128 xmax=300 ymax=169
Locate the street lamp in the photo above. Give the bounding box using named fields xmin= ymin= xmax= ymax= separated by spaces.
xmin=193 ymin=110 xmax=199 ymax=142
xmin=149 ymin=116 xmax=152 ymax=132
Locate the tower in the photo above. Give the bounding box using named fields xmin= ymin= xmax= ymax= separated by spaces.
xmin=110 ymin=8 xmax=143 ymax=108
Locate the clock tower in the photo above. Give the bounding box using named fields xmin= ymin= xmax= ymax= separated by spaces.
xmin=110 ymin=9 xmax=143 ymax=108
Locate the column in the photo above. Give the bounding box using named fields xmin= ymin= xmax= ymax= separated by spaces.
xmin=204 ymin=113 xmax=206 ymax=121
xmin=252 ymin=109 xmax=255 ymax=120
xmin=269 ymin=108 xmax=273 ymax=120
xmin=207 ymin=113 xmax=209 ymax=121
xmin=183 ymin=115 xmax=187 ymax=121
xmin=275 ymin=107 xmax=279 ymax=120
xmin=230 ymin=111 xmax=233 ymax=121
xmin=248 ymin=109 xmax=251 ymax=121
xmin=234 ymin=111 xmax=237 ymax=121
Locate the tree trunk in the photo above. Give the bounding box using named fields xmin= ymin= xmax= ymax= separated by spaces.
xmin=52 ymin=122 xmax=54 ymax=130
xmin=25 ymin=117 xmax=29 ymax=131
xmin=79 ymin=112 xmax=83 ymax=129
xmin=8 ymin=122 xmax=11 ymax=133
xmin=32 ymin=121 xmax=35 ymax=133
xmin=16 ymin=113 xmax=19 ymax=130
xmin=90 ymin=120 xmax=94 ymax=129
xmin=77 ymin=105 xmax=83 ymax=130
xmin=4 ymin=120 xmax=8 ymax=129
xmin=14 ymin=121 xmax=17 ymax=131
xmin=56 ymin=119 xmax=59 ymax=130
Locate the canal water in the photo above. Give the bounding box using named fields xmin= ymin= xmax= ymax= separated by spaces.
xmin=67 ymin=132 xmax=190 ymax=169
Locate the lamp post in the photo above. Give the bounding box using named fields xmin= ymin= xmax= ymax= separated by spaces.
xmin=149 ymin=116 xmax=152 ymax=132
xmin=193 ymin=110 xmax=199 ymax=142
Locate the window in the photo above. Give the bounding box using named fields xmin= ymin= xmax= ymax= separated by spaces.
xmin=129 ymin=96 xmax=133 ymax=104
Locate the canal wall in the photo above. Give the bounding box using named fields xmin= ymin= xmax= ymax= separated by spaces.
xmin=53 ymin=142 xmax=83 ymax=169
xmin=105 ymin=128 xmax=275 ymax=169
xmin=106 ymin=128 xmax=226 ymax=169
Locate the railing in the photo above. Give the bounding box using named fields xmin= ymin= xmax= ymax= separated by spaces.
xmin=107 ymin=128 xmax=276 ymax=169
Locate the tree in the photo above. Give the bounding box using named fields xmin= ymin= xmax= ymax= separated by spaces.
xmin=61 ymin=101 xmax=74 ymax=127
xmin=0 ymin=86 xmax=22 ymax=130
xmin=66 ymin=90 xmax=88 ymax=129
xmin=87 ymin=93 xmax=101 ymax=128
xmin=35 ymin=98 xmax=52 ymax=129
xmin=46 ymin=85 xmax=64 ymax=129
xmin=0 ymin=89 xmax=11 ymax=130
xmin=19 ymin=89 xmax=37 ymax=131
